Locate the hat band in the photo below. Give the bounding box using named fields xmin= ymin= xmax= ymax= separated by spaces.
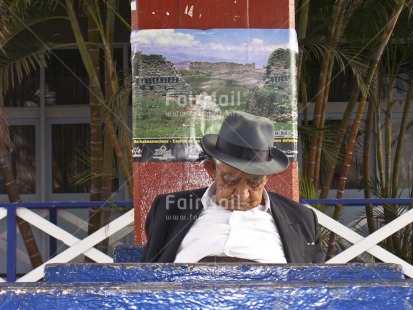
xmin=216 ymin=136 xmax=271 ymax=162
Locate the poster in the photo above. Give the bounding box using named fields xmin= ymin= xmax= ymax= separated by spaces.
xmin=131 ymin=28 xmax=298 ymax=162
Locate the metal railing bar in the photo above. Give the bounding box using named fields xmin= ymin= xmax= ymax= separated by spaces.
xmin=300 ymin=198 xmax=413 ymax=205
xmin=6 ymin=205 xmax=17 ymax=282
xmin=306 ymin=205 xmax=413 ymax=278
xmin=1 ymin=198 xmax=413 ymax=282
xmin=50 ymin=208 xmax=57 ymax=257
xmin=0 ymin=201 xmax=132 ymax=282
xmin=16 ymin=209 xmax=134 ymax=282
xmin=0 ymin=201 xmax=134 ymax=209
xmin=1 ymin=198 xmax=412 ymax=209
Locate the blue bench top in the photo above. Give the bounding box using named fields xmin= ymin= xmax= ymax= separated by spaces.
xmin=44 ymin=262 xmax=405 ymax=283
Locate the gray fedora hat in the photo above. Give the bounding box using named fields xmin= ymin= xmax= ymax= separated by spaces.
xmin=201 ymin=112 xmax=289 ymax=175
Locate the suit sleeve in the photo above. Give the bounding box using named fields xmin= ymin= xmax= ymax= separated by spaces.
xmin=145 ymin=194 xmax=162 ymax=237
xmin=269 ymin=192 xmax=325 ymax=263
xmin=309 ymin=208 xmax=326 ymax=263
xmin=140 ymin=194 xmax=164 ymax=262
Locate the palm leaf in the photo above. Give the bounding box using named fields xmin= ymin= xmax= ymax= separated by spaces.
xmin=0 ymin=0 xmax=56 ymax=96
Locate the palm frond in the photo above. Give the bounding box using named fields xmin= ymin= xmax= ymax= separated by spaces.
xmin=0 ymin=0 xmax=55 ymax=43
xmin=0 ymin=34 xmax=50 ymax=95
xmin=0 ymin=0 xmax=58 ymax=95
xmin=299 ymin=123 xmax=348 ymax=167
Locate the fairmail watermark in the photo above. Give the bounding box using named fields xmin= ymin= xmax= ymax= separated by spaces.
xmin=164 ymin=192 xmax=252 ymax=221
xmin=165 ymin=91 xmax=244 ymax=108
xmin=165 ymin=193 xmax=203 ymax=211
xmin=165 ymin=213 xmax=226 ymax=222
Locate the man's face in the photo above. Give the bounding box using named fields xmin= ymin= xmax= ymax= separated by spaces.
xmin=212 ymin=162 xmax=269 ymax=211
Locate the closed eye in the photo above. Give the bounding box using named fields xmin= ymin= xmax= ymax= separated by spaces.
xmin=223 ymin=174 xmax=239 ymax=185
xmin=248 ymin=178 xmax=264 ymax=187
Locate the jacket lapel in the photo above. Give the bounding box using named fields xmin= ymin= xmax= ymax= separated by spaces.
xmin=160 ymin=189 xmax=205 ymax=261
xmin=269 ymin=197 xmax=304 ymax=263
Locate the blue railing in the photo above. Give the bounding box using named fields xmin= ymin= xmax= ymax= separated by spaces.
xmin=2 ymin=198 xmax=413 ymax=282
xmin=1 ymin=201 xmax=133 ymax=282
xmin=300 ymin=198 xmax=413 ymax=205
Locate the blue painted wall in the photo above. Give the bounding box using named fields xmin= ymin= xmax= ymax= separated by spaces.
xmin=2 ymin=280 xmax=413 ymax=309
xmin=2 ymin=263 xmax=413 ymax=309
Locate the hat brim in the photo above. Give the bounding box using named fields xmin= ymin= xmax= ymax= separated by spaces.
xmin=201 ymin=134 xmax=289 ymax=175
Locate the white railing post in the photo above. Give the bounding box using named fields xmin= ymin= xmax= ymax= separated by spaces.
xmin=16 ymin=208 xmax=134 ymax=282
xmin=3 ymin=201 xmax=413 ymax=282
xmin=306 ymin=205 xmax=413 ymax=278
xmin=16 ymin=208 xmax=113 ymax=263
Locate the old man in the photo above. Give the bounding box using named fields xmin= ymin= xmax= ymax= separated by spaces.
xmin=141 ymin=112 xmax=325 ymax=263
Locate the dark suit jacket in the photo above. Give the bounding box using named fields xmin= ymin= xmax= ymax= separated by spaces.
xmin=141 ymin=187 xmax=325 ymax=263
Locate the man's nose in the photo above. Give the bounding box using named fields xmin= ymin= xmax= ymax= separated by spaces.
xmin=234 ymin=183 xmax=250 ymax=199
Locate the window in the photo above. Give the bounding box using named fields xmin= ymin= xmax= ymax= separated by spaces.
xmin=46 ymin=49 xmax=89 ymax=105
xmin=51 ymin=123 xmax=120 ymax=193
xmin=52 ymin=124 xmax=90 ymax=193
xmin=4 ymin=73 xmax=40 ymax=107
xmin=0 ymin=125 xmax=36 ymax=194
xmin=304 ymin=60 xmax=355 ymax=103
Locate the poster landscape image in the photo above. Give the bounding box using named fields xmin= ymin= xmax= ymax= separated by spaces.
xmin=131 ymin=29 xmax=298 ymax=162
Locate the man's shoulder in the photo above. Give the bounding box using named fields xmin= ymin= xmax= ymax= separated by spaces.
xmin=152 ymin=187 xmax=207 ymax=214
xmin=267 ymin=191 xmax=301 ymax=205
xmin=267 ymin=191 xmax=312 ymax=215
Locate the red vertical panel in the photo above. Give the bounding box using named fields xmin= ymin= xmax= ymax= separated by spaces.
xmin=132 ymin=0 xmax=293 ymax=30
xmin=132 ymin=0 xmax=297 ymax=244
xmin=133 ymin=0 xmax=180 ymax=30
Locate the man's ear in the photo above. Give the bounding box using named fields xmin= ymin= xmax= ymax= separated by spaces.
xmin=203 ymin=159 xmax=216 ymax=179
